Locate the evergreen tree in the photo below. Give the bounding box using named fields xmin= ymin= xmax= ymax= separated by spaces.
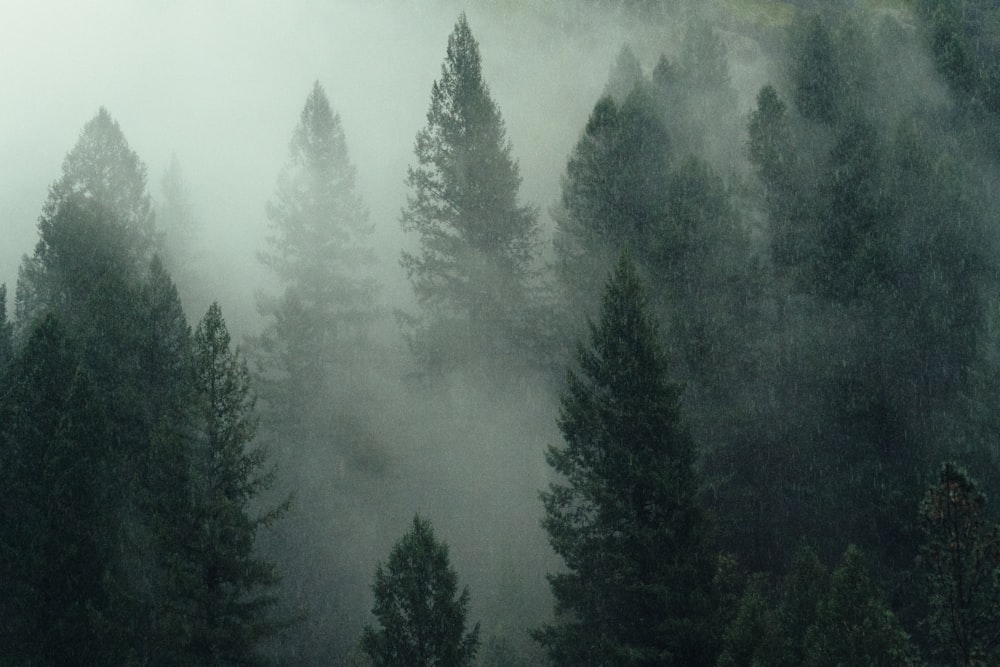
xmin=552 ymin=89 xmax=670 ymax=321
xmin=776 ymin=545 xmax=829 ymax=665
xmin=918 ymin=462 xmax=1000 ymax=666
xmin=803 ymin=545 xmax=921 ymax=666
xmin=257 ymin=80 xmax=376 ymax=406
xmin=535 ymin=253 xmax=717 ymax=666
xmin=361 ymin=515 xmax=480 ymax=667
xmin=715 ymin=575 xmax=785 ymax=667
xmin=0 ymin=315 xmax=120 ymax=665
xmin=789 ymin=15 xmax=844 ymax=126
xmin=602 ymin=45 xmax=644 ymax=104
xmin=148 ymin=301 xmax=287 ymax=666
xmin=400 ymin=13 xmax=540 ymax=370
xmin=0 ymin=284 xmax=12 ymax=370
xmin=16 ymin=107 xmax=156 ymax=327
xmin=747 ymin=84 xmax=811 ymax=273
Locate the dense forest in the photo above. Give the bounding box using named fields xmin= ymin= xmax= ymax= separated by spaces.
xmin=4 ymin=0 xmax=1000 ymax=664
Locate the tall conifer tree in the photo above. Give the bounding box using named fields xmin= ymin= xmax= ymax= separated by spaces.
xmin=535 ymin=253 xmax=717 ymax=666
xmin=148 ymin=302 xmax=286 ymax=665
xmin=400 ymin=13 xmax=540 ymax=370
xmin=16 ymin=108 xmax=157 ymax=328
xmin=256 ymin=82 xmax=377 ymax=428
xmin=0 ymin=315 xmax=120 ymax=665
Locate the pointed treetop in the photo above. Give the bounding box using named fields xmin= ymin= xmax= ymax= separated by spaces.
xmin=289 ymin=81 xmax=346 ymax=172
xmin=45 ymin=107 xmax=152 ymax=229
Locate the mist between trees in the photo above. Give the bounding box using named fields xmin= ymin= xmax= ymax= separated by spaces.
xmin=4 ymin=0 xmax=1000 ymax=665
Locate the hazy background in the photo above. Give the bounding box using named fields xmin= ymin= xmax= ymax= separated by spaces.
xmin=0 ymin=1 xmax=779 ymax=662
xmin=1 ymin=0 xmax=678 ymax=319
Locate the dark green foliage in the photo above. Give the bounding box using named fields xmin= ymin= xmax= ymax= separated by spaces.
xmin=814 ymin=118 xmax=892 ymax=301
xmin=803 ymin=545 xmax=922 ymax=666
xmin=361 ymin=516 xmax=480 ymax=667
xmin=147 ymin=302 xmax=286 ymax=666
xmin=918 ymin=463 xmax=1000 ymax=665
xmin=0 ymin=315 xmax=120 ymax=665
xmin=715 ymin=575 xmax=785 ymax=667
xmin=536 ymin=254 xmax=717 ymax=666
xmin=400 ymin=13 xmax=540 ymax=370
xmin=16 ymin=108 xmax=156 ymax=327
xmin=777 ymin=545 xmax=829 ymax=664
xmin=789 ymin=15 xmax=844 ymax=126
xmin=0 ymin=284 xmax=12 ymax=370
xmin=915 ymin=0 xmax=978 ymax=97
xmin=553 ymin=89 xmax=670 ymax=319
xmin=747 ymin=84 xmax=812 ymax=273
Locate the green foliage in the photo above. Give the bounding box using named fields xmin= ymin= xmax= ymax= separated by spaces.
xmin=804 ymin=545 xmax=922 ymax=666
xmin=918 ymin=462 xmax=1000 ymax=665
xmin=715 ymin=575 xmax=785 ymax=667
xmin=777 ymin=545 xmax=829 ymax=663
xmin=814 ymin=118 xmax=892 ymax=301
xmin=361 ymin=516 xmax=480 ymax=667
xmin=536 ymin=253 xmax=718 ymax=666
xmin=146 ymin=302 xmax=286 ymax=666
xmin=553 ymin=88 xmax=670 ymax=320
xmin=256 ymin=81 xmax=377 ymax=410
xmin=789 ymin=15 xmax=844 ymax=126
xmin=0 ymin=315 xmax=121 ymax=665
xmin=400 ymin=13 xmax=540 ymax=370
xmin=0 ymin=284 xmax=12 ymax=370
xmin=16 ymin=108 xmax=156 ymax=328
xmin=747 ymin=84 xmax=811 ymax=272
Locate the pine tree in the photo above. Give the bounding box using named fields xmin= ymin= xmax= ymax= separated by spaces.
xmin=552 ymin=89 xmax=670 ymax=322
xmin=258 ymin=80 xmax=376 ymax=383
xmin=803 ymin=545 xmax=921 ymax=666
xmin=400 ymin=13 xmax=540 ymax=370
xmin=715 ymin=575 xmax=786 ymax=667
xmin=361 ymin=515 xmax=480 ymax=667
xmin=918 ymin=462 xmax=1000 ymax=666
xmin=16 ymin=107 xmax=157 ymax=328
xmin=535 ymin=253 xmax=718 ymax=666
xmin=747 ymin=84 xmax=811 ymax=273
xmin=0 ymin=284 xmax=12 ymax=370
xmin=148 ymin=301 xmax=287 ymax=665
xmin=0 ymin=315 xmax=121 ymax=665
xmin=790 ymin=15 xmax=844 ymax=126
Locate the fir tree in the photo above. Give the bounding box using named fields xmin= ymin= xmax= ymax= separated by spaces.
xmin=552 ymin=89 xmax=670 ymax=322
xmin=400 ymin=13 xmax=540 ymax=370
xmin=803 ymin=545 xmax=921 ymax=666
xmin=361 ymin=515 xmax=480 ymax=667
xmin=790 ymin=15 xmax=844 ymax=126
xmin=17 ymin=107 xmax=156 ymax=327
xmin=0 ymin=315 xmax=120 ymax=665
xmin=535 ymin=252 xmax=717 ymax=666
xmin=150 ymin=301 xmax=288 ymax=665
xmin=258 ymin=81 xmax=376 ymax=378
xmin=0 ymin=284 xmax=12 ymax=370
xmin=918 ymin=462 xmax=1000 ymax=666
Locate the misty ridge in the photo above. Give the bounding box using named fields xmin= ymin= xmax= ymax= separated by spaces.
xmin=3 ymin=0 xmax=1000 ymax=665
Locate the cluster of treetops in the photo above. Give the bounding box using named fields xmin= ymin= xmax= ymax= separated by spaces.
xmin=3 ymin=0 xmax=1000 ymax=664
